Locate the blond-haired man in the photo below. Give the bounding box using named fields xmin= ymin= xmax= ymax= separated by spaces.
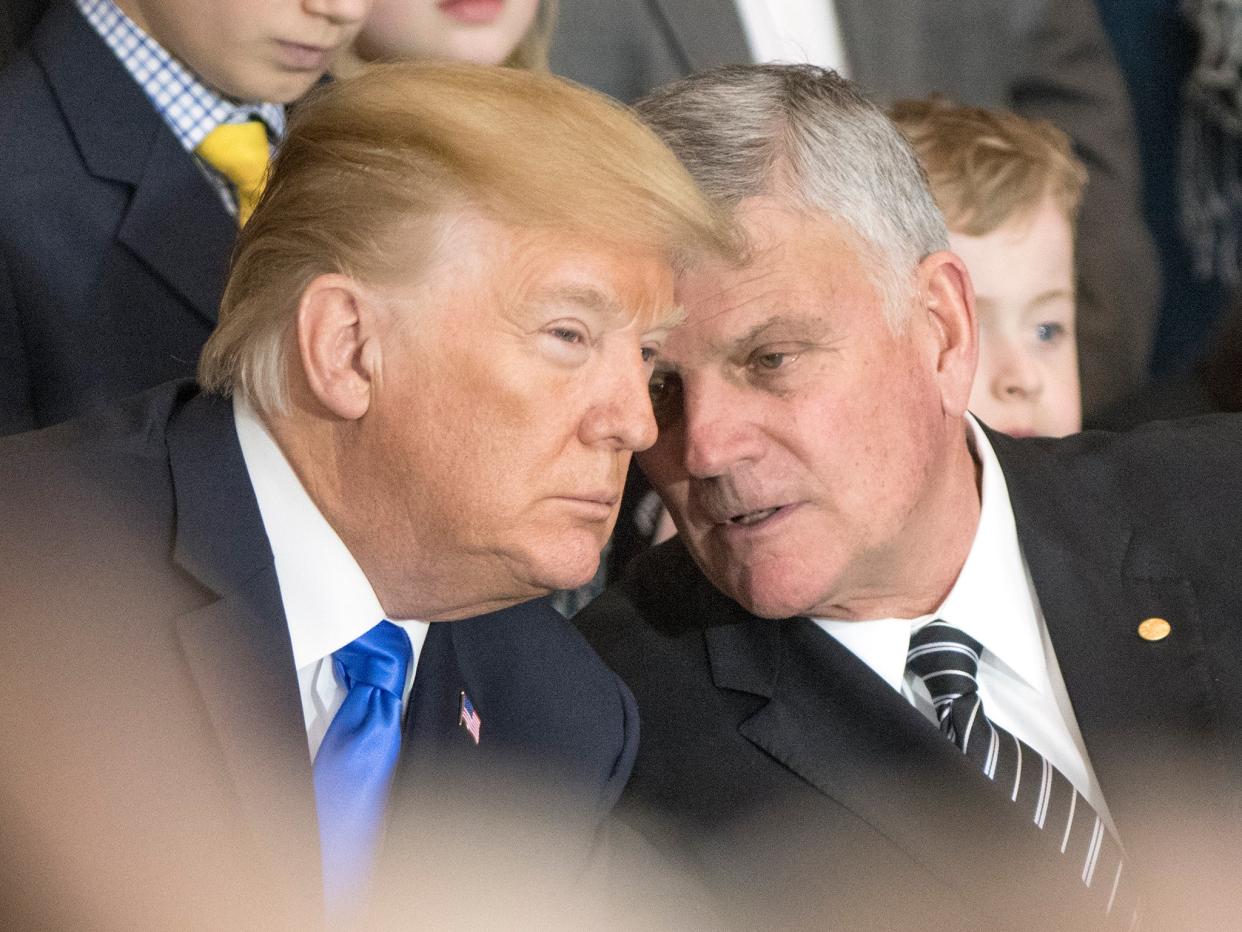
xmin=0 ymin=63 xmax=731 ymax=926
xmin=892 ymin=98 xmax=1087 ymax=439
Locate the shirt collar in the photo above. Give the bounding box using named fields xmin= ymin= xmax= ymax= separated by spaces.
xmin=934 ymin=415 xmax=1048 ymax=691
xmin=233 ymin=396 xmax=389 ymax=670
xmin=814 ymin=415 xmax=1048 ymax=694
xmin=75 ymin=0 xmax=285 ymax=152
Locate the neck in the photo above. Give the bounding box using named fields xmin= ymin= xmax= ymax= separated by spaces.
xmin=821 ymin=421 xmax=982 ymax=621
xmin=268 ymin=407 xmax=546 ymax=623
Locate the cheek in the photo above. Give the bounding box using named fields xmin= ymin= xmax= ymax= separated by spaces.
xmin=500 ymin=1 xmax=541 ymax=46
xmin=446 ymin=355 xmax=581 ymax=480
xmin=359 ymin=1 xmax=433 ymax=56
xmin=1041 ymin=358 xmax=1083 ymax=435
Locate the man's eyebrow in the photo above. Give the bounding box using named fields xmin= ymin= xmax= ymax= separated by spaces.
xmin=685 ymin=313 xmax=835 ymax=360
xmin=734 ymin=314 xmax=833 ymax=344
xmin=538 ymin=284 xmax=616 ymax=313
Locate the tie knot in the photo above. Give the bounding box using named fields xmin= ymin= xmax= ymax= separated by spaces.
xmin=194 ymin=120 xmax=270 ymax=224
xmin=331 ymin=620 xmax=412 ymax=699
xmin=906 ymin=620 xmax=984 ymax=706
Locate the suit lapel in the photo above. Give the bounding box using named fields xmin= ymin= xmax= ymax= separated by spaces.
xmin=997 ymin=432 xmax=1228 ymax=843
xmin=393 ymin=610 xmax=519 ymax=783
xmin=115 ymin=129 xmax=236 ymax=327
xmin=33 ymin=3 xmax=236 ymax=326
xmin=648 ymin=0 xmax=751 ymax=70
xmin=165 ymin=390 xmax=319 ymax=882
xmin=386 ymin=618 xmax=497 ymax=853
xmin=702 ymin=593 xmax=1104 ymax=916
xmin=400 ymin=620 xmax=473 ymax=765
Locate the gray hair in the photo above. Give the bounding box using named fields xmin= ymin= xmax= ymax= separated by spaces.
xmin=635 ymin=64 xmax=948 ymax=328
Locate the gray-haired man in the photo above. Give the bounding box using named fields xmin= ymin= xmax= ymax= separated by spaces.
xmin=576 ymin=64 xmax=1242 ymax=929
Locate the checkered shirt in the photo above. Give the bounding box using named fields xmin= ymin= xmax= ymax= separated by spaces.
xmin=75 ymin=0 xmax=285 ymax=214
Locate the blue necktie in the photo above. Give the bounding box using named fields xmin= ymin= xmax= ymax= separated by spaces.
xmin=313 ymin=620 xmax=412 ymax=915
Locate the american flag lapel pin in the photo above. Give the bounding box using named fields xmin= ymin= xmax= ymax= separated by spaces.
xmin=458 ymin=690 xmax=482 ymax=745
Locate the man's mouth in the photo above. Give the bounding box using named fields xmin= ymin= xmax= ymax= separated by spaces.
xmin=728 ymin=506 xmax=781 ymax=526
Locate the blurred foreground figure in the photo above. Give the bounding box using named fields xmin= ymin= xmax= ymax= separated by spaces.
xmin=0 ymin=63 xmax=731 ymax=928
xmin=577 ymin=64 xmax=1242 ymax=930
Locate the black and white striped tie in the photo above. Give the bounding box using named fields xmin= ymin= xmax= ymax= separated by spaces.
xmin=906 ymin=620 xmax=1140 ymax=928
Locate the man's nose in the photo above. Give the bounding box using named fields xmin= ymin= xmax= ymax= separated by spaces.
xmin=579 ymin=352 xmax=660 ymax=453
xmin=304 ymin=0 xmax=371 ymax=27
xmin=680 ymin=379 xmax=764 ymax=479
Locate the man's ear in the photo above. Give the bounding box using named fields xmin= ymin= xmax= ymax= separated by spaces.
xmin=295 ymin=273 xmax=379 ymax=421
xmin=915 ymin=250 xmax=977 ymax=418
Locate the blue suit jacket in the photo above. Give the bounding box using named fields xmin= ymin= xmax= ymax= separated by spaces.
xmin=0 ymin=382 xmax=638 ymax=925
xmin=0 ymin=1 xmax=236 ymax=436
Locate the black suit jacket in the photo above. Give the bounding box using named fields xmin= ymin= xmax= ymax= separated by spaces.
xmin=0 ymin=382 xmax=638 ymax=927
xmin=550 ymin=0 xmax=1159 ymax=416
xmin=0 ymin=1 xmax=237 ymax=436
xmin=575 ymin=418 xmax=1242 ymax=929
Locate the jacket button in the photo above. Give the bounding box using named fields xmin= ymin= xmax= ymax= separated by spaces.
xmin=1137 ymin=617 xmax=1171 ymax=641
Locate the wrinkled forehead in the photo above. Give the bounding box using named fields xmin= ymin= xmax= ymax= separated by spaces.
xmin=375 ymin=208 xmax=681 ymax=324
xmin=509 ymin=232 xmax=681 ymax=333
xmin=666 ymin=204 xmax=881 ymax=358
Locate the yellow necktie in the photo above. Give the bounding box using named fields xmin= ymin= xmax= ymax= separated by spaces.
xmin=195 ymin=121 xmax=270 ymax=226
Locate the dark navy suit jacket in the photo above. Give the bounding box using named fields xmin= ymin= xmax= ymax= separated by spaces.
xmin=0 ymin=382 xmax=638 ymax=925
xmin=576 ymin=418 xmax=1242 ymax=929
xmin=0 ymin=2 xmax=236 ymax=436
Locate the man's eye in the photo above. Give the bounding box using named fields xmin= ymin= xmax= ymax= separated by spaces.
xmin=648 ymin=370 xmax=683 ymax=422
xmin=550 ymin=326 xmax=585 ymax=344
xmin=752 ymin=352 xmax=791 ymax=370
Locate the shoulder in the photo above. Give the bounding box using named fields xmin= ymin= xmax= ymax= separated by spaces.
xmin=994 ymin=415 xmax=1242 ymax=502
xmin=463 ymin=595 xmax=629 ymax=693
xmin=0 ymin=382 xmax=194 ymax=556
xmin=992 ymin=415 xmax=1242 ymax=565
xmin=0 ymin=384 xmax=211 ymax=687
xmin=0 ymin=379 xmax=191 ymax=464
xmin=0 ymin=7 xmax=118 ymax=201
xmin=577 ymin=536 xmax=750 ymax=671
xmin=451 ymin=597 xmax=639 ymax=791
xmin=0 ymin=43 xmax=61 ymax=175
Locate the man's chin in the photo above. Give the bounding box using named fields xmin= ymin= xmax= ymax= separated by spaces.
xmin=688 ymin=544 xmax=812 ymax=619
xmin=714 ymin=570 xmax=816 ymax=620
xmin=524 ymin=542 xmax=604 ymax=594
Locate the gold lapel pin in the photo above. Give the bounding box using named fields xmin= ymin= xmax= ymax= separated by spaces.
xmin=1137 ymin=617 xmax=1171 ymax=642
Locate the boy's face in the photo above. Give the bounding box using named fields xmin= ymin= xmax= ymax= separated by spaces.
xmin=951 ymin=197 xmax=1081 ymax=438
xmin=356 ymin=0 xmax=541 ymax=67
xmin=117 ymin=0 xmax=371 ymax=103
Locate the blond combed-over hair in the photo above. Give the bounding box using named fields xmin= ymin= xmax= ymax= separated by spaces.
xmin=199 ymin=62 xmax=736 ymax=413
xmin=889 ymin=96 xmax=1088 ymax=237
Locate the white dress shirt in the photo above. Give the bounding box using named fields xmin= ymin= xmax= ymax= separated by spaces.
xmin=734 ymin=0 xmax=851 ymax=75
xmin=234 ymin=397 xmax=430 ymax=761
xmin=814 ymin=416 xmax=1115 ymax=830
